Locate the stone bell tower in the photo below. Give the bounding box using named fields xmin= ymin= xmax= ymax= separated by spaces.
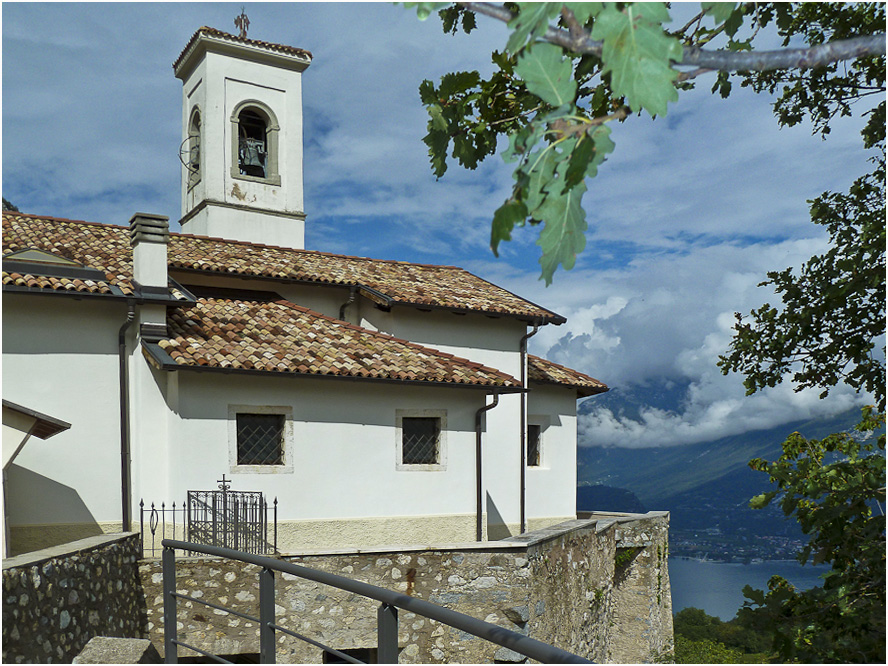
xmin=173 ymin=26 xmax=312 ymax=249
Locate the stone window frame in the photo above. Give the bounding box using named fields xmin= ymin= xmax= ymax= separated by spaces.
xmin=228 ymin=404 xmax=294 ymax=474
xmin=395 ymin=409 xmax=447 ymax=472
xmin=229 ymin=99 xmax=282 ymax=187
xmin=186 ymin=105 xmax=202 ymax=191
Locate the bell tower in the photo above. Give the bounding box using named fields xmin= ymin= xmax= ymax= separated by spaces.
xmin=173 ymin=26 xmax=312 ymax=248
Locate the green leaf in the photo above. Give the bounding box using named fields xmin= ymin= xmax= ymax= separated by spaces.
xmin=428 ymin=104 xmax=447 ymax=131
xmin=522 ymin=147 xmax=559 ymax=215
xmin=438 ymin=70 xmax=480 ymax=97
xmin=506 ymin=3 xmax=561 ymax=54
xmin=564 ymin=135 xmax=596 ymax=189
xmin=515 ymin=43 xmax=577 ymax=107
xmin=423 ymin=129 xmax=450 ymax=178
xmin=590 ymin=3 xmax=682 ymax=118
xmin=724 ymin=7 xmax=745 ymax=37
xmin=491 ymin=198 xmax=528 ymax=256
xmin=585 ymin=124 xmax=615 ymax=177
xmin=701 ymin=2 xmax=737 ymax=25
xmin=536 ymin=181 xmax=587 ymax=285
xmin=418 ymin=79 xmax=438 ymax=105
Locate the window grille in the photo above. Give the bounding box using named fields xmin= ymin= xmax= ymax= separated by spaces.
xmin=237 ymin=413 xmax=284 ymax=465
xmin=527 ymin=424 xmax=541 ymax=467
xmin=402 ymin=417 xmax=440 ymax=465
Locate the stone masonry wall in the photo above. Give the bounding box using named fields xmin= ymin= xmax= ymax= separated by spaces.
xmin=2 ymin=533 xmax=147 ymax=664
xmin=140 ymin=512 xmax=672 ymax=663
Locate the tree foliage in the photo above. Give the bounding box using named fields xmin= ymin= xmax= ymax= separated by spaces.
xmin=738 ymin=408 xmax=886 ymax=664
xmin=672 ymin=607 xmax=771 ymax=659
xmin=405 ymin=3 xmax=886 ymax=662
xmin=405 ymin=1 xmax=885 ymax=284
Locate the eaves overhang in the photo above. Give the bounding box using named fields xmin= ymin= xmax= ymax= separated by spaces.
xmin=2 ymin=400 xmax=71 ymax=440
xmin=2 ymin=277 xmax=197 ymax=305
xmin=530 ymin=379 xmax=610 ymax=399
xmin=141 ymin=341 xmax=526 ymax=394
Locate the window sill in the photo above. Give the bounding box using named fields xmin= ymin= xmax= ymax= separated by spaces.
xmin=230 ymin=171 xmax=282 ymax=187
xmin=396 ymin=463 xmax=445 ymax=472
xmin=230 ymin=463 xmax=293 ymax=474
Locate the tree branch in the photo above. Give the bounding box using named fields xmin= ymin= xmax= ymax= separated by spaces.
xmin=458 ymin=2 xmax=886 ymax=72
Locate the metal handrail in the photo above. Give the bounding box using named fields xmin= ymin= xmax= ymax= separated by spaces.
xmin=161 ymin=538 xmax=591 ymax=664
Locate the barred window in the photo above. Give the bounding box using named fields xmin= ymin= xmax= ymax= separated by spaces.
xmin=527 ymin=424 xmax=541 ymax=467
xmin=401 ymin=417 xmax=440 ymax=465
xmin=236 ymin=413 xmax=284 ymax=465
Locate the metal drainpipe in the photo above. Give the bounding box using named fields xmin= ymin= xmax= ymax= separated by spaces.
xmin=118 ymin=303 xmax=136 ymax=532
xmin=474 ymin=393 xmax=500 ymax=542
xmin=519 ymin=321 xmax=540 ymax=534
xmin=339 ymin=285 xmax=358 ymax=321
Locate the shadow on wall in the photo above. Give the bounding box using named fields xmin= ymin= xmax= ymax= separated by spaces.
xmin=6 ymin=464 xmax=103 ymax=555
xmin=486 ymin=491 xmax=513 ymax=541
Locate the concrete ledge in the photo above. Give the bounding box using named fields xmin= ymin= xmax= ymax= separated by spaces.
xmin=74 ymin=637 xmax=161 ymax=664
xmin=2 ymin=532 xmax=139 ymax=570
xmin=141 ymin=512 xmax=667 ymax=560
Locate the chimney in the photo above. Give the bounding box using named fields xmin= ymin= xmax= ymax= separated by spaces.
xmin=129 ymin=212 xmax=170 ymax=336
xmin=129 ymin=212 xmax=169 ymax=293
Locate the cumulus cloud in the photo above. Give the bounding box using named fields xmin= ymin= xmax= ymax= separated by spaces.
xmin=534 ymin=240 xmax=874 ymax=448
xmin=4 ymin=3 xmax=876 ymax=451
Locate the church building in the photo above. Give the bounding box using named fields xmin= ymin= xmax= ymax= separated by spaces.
xmin=1 ymin=27 xmax=608 ymax=558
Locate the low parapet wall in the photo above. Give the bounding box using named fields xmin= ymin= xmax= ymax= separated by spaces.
xmin=140 ymin=511 xmax=672 ymax=663
xmin=2 ymin=533 xmax=146 ymax=664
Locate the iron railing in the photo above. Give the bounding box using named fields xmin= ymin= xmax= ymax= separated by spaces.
xmin=140 ymin=498 xmax=277 ymax=557
xmin=161 ymin=539 xmax=592 ymax=664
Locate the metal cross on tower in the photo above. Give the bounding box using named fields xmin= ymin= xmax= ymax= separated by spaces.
xmin=234 ymin=7 xmax=250 ymax=39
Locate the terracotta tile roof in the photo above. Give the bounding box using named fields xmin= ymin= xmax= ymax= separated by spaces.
xmin=2 ymin=213 xmax=135 ymax=295
xmin=169 ymin=233 xmax=564 ymax=322
xmin=148 ymin=293 xmax=522 ymax=390
xmin=527 ymin=355 xmax=608 ymax=397
xmin=2 ymin=270 xmax=120 ymax=296
xmin=174 ymin=26 xmax=312 ymax=71
xmin=3 ymin=213 xmax=564 ymax=322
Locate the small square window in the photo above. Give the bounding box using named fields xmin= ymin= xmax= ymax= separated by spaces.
xmin=527 ymin=424 xmax=541 ymax=467
xmin=236 ymin=413 xmax=284 ymax=465
xmin=402 ymin=417 xmax=440 ymax=465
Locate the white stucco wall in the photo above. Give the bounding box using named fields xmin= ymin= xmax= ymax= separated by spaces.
xmin=526 ymin=384 xmax=579 ymax=521
xmin=2 ymin=295 xmax=126 ymax=540
xmin=134 ymin=371 xmax=488 ymax=523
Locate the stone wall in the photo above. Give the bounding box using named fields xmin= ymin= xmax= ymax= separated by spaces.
xmin=2 ymin=533 xmax=146 ymax=664
xmin=140 ymin=512 xmax=672 ymax=663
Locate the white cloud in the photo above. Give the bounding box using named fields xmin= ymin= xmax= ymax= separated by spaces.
xmin=3 ymin=3 xmax=877 ymax=450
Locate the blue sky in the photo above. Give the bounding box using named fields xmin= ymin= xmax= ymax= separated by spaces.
xmin=2 ymin=2 xmax=879 ymax=448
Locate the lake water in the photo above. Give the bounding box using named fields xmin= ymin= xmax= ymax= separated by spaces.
xmin=668 ymin=557 xmax=830 ymax=620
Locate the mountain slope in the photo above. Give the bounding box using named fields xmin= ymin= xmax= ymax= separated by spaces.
xmin=577 ymin=409 xmax=863 ymax=506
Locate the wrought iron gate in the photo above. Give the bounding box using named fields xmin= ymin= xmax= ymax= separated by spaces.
xmin=186 ymin=477 xmax=271 ymax=554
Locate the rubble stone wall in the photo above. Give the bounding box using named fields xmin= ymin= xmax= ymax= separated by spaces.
xmin=2 ymin=533 xmax=146 ymax=664
xmin=140 ymin=512 xmax=672 ymax=663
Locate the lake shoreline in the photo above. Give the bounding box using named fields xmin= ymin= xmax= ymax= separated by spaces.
xmin=672 ymin=555 xmax=813 ymax=566
xmin=668 ymin=557 xmax=829 ymax=620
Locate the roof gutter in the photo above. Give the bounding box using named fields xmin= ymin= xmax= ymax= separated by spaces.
xmin=475 ymin=393 xmax=500 ymax=542
xmin=118 ymin=302 xmax=136 ymax=532
xmin=519 ymin=321 xmax=541 ymax=535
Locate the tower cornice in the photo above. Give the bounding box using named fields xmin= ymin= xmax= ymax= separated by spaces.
xmin=174 ymin=27 xmax=312 ymax=81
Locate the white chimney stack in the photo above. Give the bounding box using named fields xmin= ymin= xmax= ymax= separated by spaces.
xmin=129 ymin=212 xmax=169 ymax=293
